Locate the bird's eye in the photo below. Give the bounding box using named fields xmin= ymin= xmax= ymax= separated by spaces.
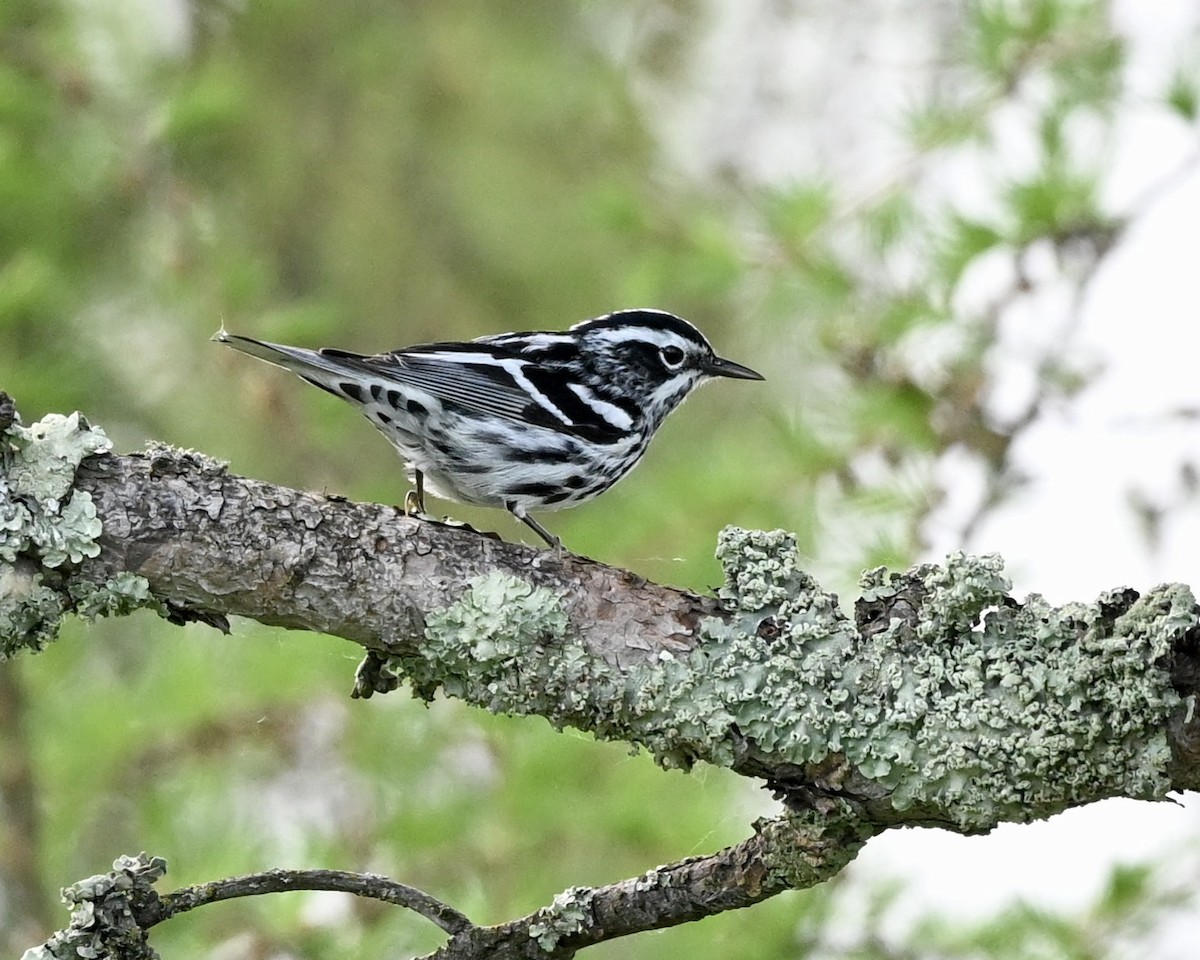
xmin=660 ymin=345 xmax=685 ymax=368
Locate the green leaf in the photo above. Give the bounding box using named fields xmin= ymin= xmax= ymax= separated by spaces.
xmin=862 ymin=191 xmax=918 ymax=253
xmin=905 ymin=97 xmax=987 ymax=150
xmin=937 ymin=214 xmax=1006 ymax=289
xmin=762 ymin=182 xmax=836 ymax=250
xmin=1166 ymin=66 xmax=1200 ymax=122
xmin=1004 ymin=166 xmax=1107 ymax=243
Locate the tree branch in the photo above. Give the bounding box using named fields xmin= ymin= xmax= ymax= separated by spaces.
xmin=141 ymin=866 xmax=473 ymax=935
xmin=73 ymin=443 xmax=711 ymax=667
xmin=4 ymin=403 xmax=1200 ymax=829
xmin=429 ymin=811 xmax=873 ymax=959
xmin=25 ymin=812 xmax=874 ymax=960
xmin=7 ymin=399 xmax=1200 ymax=958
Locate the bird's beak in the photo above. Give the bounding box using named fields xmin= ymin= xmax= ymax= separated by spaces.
xmin=704 ymin=355 xmax=765 ymax=381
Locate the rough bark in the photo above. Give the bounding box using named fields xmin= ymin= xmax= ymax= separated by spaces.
xmin=28 ymin=446 xmax=1196 ymax=816
xmin=7 ymin=403 xmax=1200 ymax=959
xmin=70 ymin=446 xmax=713 ymax=665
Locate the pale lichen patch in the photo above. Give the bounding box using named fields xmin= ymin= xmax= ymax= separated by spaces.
xmin=527 ymin=886 xmax=594 ymax=951
xmin=402 ymin=571 xmax=576 ymax=709
xmin=21 ymin=853 xmax=166 ymax=960
xmin=626 ymin=533 xmax=1187 ymax=831
xmin=395 ymin=527 xmax=1191 ymax=834
xmin=1 ymin=413 xmax=111 ymax=568
xmin=1 ymin=411 xmax=156 ymax=656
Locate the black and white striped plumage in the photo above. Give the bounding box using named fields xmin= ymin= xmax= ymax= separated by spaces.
xmin=215 ymin=308 xmax=763 ymax=547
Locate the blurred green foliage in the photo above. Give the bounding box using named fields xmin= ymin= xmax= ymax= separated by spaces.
xmin=2 ymin=0 xmax=1198 ymax=956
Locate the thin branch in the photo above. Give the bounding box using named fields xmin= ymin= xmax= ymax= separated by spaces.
xmin=139 ymin=867 xmax=473 ymax=936
xmin=428 ymin=813 xmax=873 ymax=959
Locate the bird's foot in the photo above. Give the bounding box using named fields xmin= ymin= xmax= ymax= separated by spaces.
xmin=403 ymin=488 xmax=426 ymax=516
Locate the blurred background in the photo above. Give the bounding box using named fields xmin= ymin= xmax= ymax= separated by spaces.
xmin=3 ymin=0 xmax=1200 ymax=956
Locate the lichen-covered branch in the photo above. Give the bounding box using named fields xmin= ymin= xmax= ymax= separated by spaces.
xmin=431 ymin=809 xmax=874 ymax=959
xmin=4 ymin=399 xmax=1200 ymax=839
xmin=25 ymin=811 xmax=876 ymax=960
xmin=22 ymin=854 xmax=166 ymax=960
xmin=21 ymin=854 xmax=470 ymax=959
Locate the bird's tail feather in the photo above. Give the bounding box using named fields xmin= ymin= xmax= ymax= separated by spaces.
xmin=214 ymin=331 xmax=370 ymax=398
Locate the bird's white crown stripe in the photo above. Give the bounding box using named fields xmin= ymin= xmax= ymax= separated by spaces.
xmin=586 ymin=327 xmax=699 ymax=350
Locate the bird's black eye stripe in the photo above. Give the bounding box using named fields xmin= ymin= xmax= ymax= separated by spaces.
xmin=622 ymin=341 xmax=663 ymax=371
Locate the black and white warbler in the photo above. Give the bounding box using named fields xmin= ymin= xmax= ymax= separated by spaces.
xmin=215 ymin=308 xmax=763 ymax=547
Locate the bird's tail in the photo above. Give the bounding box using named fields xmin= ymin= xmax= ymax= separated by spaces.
xmin=213 ymin=330 xmax=369 ymax=398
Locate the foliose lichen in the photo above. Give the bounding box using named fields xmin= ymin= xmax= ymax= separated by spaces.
xmin=21 ymin=853 xmax=166 ymax=960
xmin=527 ymin=886 xmax=594 ymax=951
xmin=1 ymin=412 xmax=110 ymax=566
xmin=633 ymin=531 xmax=1185 ymax=832
xmin=402 ymin=571 xmax=576 ymax=708
xmin=1 ymin=411 xmax=156 ymax=657
xmin=70 ymin=572 xmax=157 ymax=620
xmin=0 ymin=561 xmax=65 ymax=655
xmin=392 ymin=527 xmax=1187 ymax=834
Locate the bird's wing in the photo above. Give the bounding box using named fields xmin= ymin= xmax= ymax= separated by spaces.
xmin=363 ymin=344 xmax=543 ymax=421
xmin=324 ymin=343 xmax=629 ymax=443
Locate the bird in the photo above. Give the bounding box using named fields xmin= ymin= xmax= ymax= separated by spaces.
xmin=214 ymin=308 xmax=763 ymax=548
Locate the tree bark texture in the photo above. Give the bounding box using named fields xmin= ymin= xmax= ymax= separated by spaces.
xmin=2 ymin=441 xmax=1198 ymax=826
xmin=7 ymin=407 xmax=1200 ymax=959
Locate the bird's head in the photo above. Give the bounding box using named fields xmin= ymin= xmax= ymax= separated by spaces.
xmin=571 ymin=309 xmax=762 ymax=421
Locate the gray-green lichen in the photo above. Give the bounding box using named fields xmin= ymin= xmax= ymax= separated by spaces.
xmin=0 ymin=561 xmax=65 ymax=653
xmin=403 ymin=571 xmax=579 ymax=708
xmin=1 ymin=412 xmax=110 ymax=566
xmin=1 ymin=411 xmax=156 ymax=657
xmin=527 ymin=886 xmax=593 ymax=951
xmin=654 ymin=528 xmax=1184 ymax=832
xmin=398 ymin=527 xmax=1190 ymax=835
xmin=22 ymin=853 xmax=166 ymax=960
xmin=70 ymin=572 xmax=156 ymax=620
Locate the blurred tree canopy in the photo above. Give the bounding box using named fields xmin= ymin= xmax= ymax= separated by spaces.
xmin=3 ymin=0 xmax=1199 ymax=957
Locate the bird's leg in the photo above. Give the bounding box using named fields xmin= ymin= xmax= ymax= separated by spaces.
xmin=522 ymin=514 xmax=561 ymax=550
xmin=404 ymin=470 xmax=426 ymax=516
xmin=507 ymin=502 xmax=562 ymax=550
